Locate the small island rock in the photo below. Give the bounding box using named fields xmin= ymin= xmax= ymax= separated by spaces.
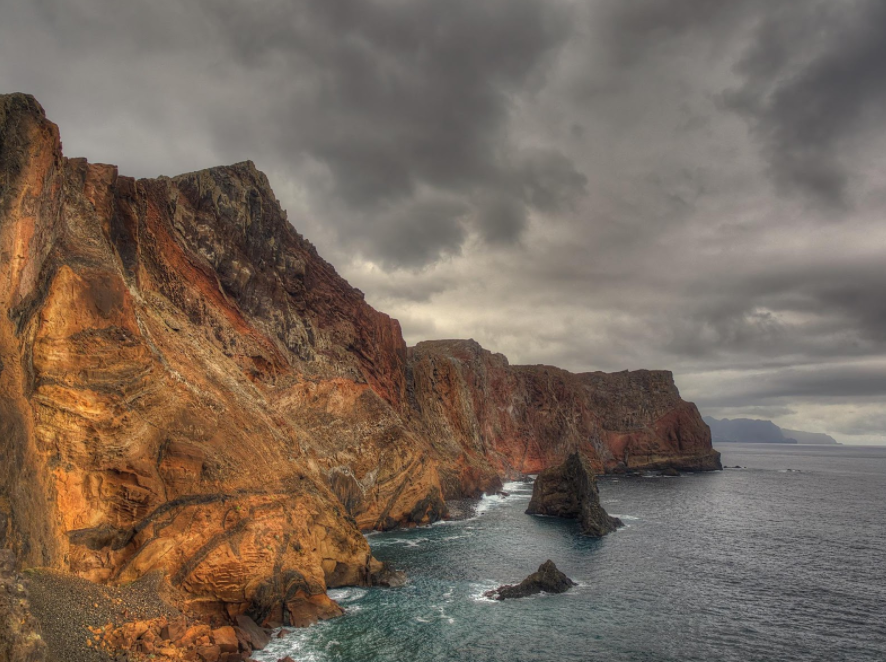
xmin=484 ymin=560 xmax=576 ymax=600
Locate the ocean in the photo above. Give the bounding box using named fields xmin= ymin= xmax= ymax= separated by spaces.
xmin=255 ymin=445 xmax=886 ymax=662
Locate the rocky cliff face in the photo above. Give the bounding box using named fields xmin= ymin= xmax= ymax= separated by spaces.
xmin=408 ymin=339 xmax=720 ymax=490
xmin=0 ymin=94 xmax=438 ymax=625
xmin=0 ymin=94 xmax=719 ymax=622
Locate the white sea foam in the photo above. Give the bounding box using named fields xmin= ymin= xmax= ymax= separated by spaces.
xmin=470 ymin=582 xmax=501 ymax=602
xmin=327 ymin=587 xmax=368 ymax=603
xmin=501 ymin=479 xmax=530 ymax=492
xmin=475 ymin=487 xmax=531 ymax=515
xmin=441 ymin=534 xmax=465 ymax=541
xmin=251 ymin=630 xmax=322 ymax=662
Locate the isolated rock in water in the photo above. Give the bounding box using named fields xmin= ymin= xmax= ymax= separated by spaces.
xmin=484 ymin=560 xmax=575 ymax=600
xmin=369 ymin=560 xmax=407 ymax=588
xmin=660 ymin=467 xmax=680 ymax=477
xmin=526 ymin=453 xmax=623 ymax=536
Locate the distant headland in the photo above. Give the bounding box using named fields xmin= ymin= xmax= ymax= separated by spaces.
xmin=703 ymin=416 xmax=840 ymax=445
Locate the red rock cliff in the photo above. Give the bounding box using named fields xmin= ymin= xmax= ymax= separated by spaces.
xmin=407 ymin=339 xmax=720 ymax=496
xmin=0 ymin=94 xmax=718 ymax=622
xmin=0 ymin=94 xmax=440 ymax=625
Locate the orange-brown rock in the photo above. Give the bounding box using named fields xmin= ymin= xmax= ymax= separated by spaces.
xmin=407 ymin=339 xmax=720 ymax=493
xmin=99 ymin=614 xmax=257 ymax=661
xmin=0 ymin=94 xmax=718 ymax=626
xmin=0 ymin=94 xmax=440 ymax=625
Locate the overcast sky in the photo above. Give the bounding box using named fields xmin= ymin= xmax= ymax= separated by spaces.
xmin=3 ymin=0 xmax=885 ymax=444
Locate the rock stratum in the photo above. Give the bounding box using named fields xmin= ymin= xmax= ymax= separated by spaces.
xmin=0 ymin=94 xmax=720 ymax=626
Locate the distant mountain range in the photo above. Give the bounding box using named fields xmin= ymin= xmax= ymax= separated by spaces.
xmin=703 ymin=417 xmax=840 ymax=445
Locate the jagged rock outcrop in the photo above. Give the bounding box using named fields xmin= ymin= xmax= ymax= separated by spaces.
xmin=0 ymin=94 xmax=718 ymax=623
xmin=526 ymin=453 xmax=623 ymax=537
xmin=483 ymin=560 xmax=575 ymax=600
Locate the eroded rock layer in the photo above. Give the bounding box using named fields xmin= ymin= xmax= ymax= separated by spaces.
xmin=0 ymin=94 xmax=719 ymax=621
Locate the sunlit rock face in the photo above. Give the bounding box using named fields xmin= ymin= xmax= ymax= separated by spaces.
xmin=0 ymin=94 xmax=718 ymax=621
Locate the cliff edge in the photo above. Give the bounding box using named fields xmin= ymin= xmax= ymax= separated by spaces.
xmin=0 ymin=94 xmax=719 ymax=624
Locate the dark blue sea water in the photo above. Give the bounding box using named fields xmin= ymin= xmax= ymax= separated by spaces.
xmin=256 ymin=445 xmax=886 ymax=662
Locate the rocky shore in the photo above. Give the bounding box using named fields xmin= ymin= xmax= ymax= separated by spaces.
xmin=0 ymin=93 xmax=720 ymax=644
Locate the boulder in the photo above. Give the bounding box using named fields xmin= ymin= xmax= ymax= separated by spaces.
xmin=212 ymin=626 xmax=239 ymax=653
xmin=369 ymin=560 xmax=407 ymax=588
xmin=484 ymin=560 xmax=575 ymax=600
xmin=525 ymin=453 xmax=622 ymax=536
xmin=196 ymin=644 xmax=221 ymax=662
xmin=234 ymin=614 xmax=270 ymax=651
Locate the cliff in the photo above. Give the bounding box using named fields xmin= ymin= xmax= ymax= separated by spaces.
xmin=0 ymin=94 xmax=719 ymax=624
xmin=0 ymin=93 xmax=437 ymax=625
xmin=408 ymin=339 xmax=720 ymax=492
xmin=703 ymin=417 xmax=795 ymax=444
xmin=704 ymin=417 xmax=840 ymax=445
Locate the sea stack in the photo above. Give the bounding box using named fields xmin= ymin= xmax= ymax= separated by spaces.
xmin=483 ymin=560 xmax=575 ymax=601
xmin=526 ymin=453 xmax=623 ymax=536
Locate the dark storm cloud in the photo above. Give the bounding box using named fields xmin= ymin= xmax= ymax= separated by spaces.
xmin=657 ymin=254 xmax=886 ymax=362
xmin=2 ymin=1 xmax=885 ymax=441
xmin=596 ymin=0 xmax=758 ymax=63
xmin=193 ymin=0 xmax=583 ymax=266
xmin=2 ymin=0 xmax=585 ymax=268
xmin=696 ymin=363 xmax=886 ymax=408
xmin=363 ymin=197 xmax=469 ymax=269
xmin=723 ymin=1 xmax=886 ymax=208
